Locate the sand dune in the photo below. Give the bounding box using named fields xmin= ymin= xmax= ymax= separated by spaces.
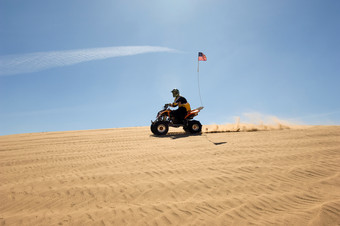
xmin=0 ymin=126 xmax=339 ymax=225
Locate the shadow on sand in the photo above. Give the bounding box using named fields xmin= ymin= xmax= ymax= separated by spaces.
xmin=151 ymin=132 xmax=201 ymax=140
xmin=150 ymin=132 xmax=227 ymax=145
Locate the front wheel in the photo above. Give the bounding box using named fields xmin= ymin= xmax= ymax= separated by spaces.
xmin=151 ymin=121 xmax=169 ymax=135
xmin=188 ymin=120 xmax=202 ymax=134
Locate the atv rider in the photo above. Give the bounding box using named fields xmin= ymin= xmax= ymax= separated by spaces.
xmin=168 ymin=89 xmax=191 ymax=123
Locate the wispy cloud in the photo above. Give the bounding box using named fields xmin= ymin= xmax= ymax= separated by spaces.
xmin=0 ymin=46 xmax=178 ymax=76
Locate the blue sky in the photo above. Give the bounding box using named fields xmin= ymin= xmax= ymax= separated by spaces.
xmin=1 ymin=0 xmax=339 ymax=135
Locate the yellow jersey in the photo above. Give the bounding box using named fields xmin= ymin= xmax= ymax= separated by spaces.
xmin=172 ymin=96 xmax=191 ymax=112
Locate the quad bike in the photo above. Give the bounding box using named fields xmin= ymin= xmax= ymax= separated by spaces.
xmin=151 ymin=105 xmax=204 ymax=136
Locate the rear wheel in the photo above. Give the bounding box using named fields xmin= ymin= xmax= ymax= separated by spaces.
xmin=151 ymin=121 xmax=169 ymax=135
xmin=188 ymin=120 xmax=202 ymax=134
xmin=183 ymin=125 xmax=189 ymax=132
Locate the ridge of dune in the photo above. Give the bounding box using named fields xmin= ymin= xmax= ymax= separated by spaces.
xmin=0 ymin=125 xmax=339 ymax=225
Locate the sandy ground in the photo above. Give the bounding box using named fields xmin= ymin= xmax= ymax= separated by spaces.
xmin=0 ymin=125 xmax=339 ymax=226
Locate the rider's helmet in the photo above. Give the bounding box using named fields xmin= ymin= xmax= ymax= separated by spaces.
xmin=171 ymin=89 xmax=180 ymax=97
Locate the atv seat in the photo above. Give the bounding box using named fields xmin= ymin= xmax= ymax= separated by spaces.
xmin=184 ymin=107 xmax=204 ymax=119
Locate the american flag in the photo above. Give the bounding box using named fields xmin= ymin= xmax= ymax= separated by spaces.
xmin=198 ymin=52 xmax=207 ymax=61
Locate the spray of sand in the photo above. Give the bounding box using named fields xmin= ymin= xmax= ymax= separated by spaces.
xmin=204 ymin=113 xmax=294 ymax=133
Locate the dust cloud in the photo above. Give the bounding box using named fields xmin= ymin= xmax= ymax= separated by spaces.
xmin=203 ymin=113 xmax=294 ymax=133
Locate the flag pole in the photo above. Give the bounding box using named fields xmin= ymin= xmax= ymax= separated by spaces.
xmin=197 ymin=57 xmax=203 ymax=107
